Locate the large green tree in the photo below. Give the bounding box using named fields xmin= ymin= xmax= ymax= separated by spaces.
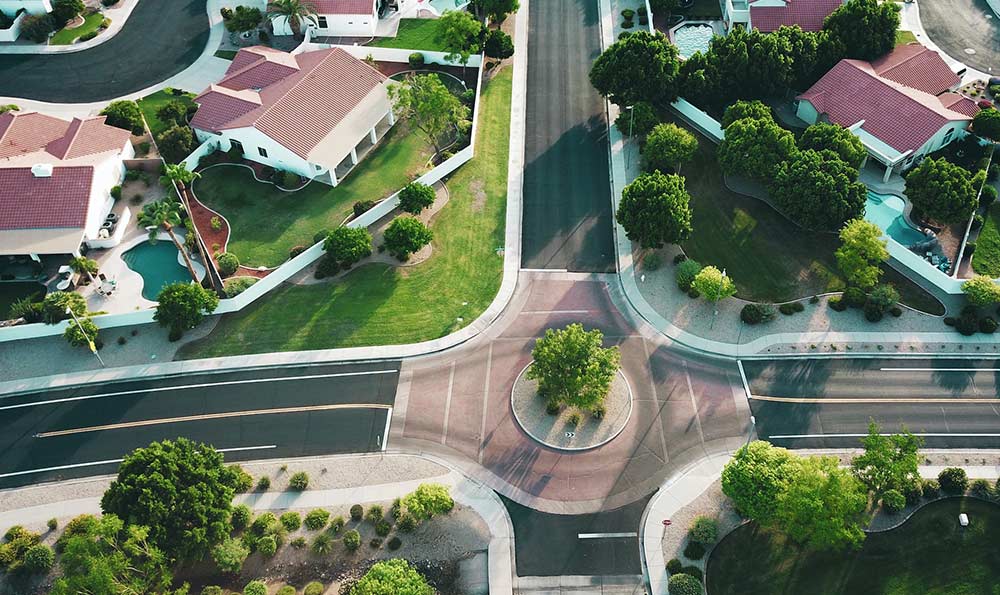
xmin=769 ymin=149 xmax=867 ymax=231
xmin=527 ymin=323 xmax=621 ymax=412
xmin=476 ymin=0 xmax=519 ymax=21
xmin=851 ymin=421 xmax=923 ymax=501
xmin=720 ymin=99 xmax=774 ymax=129
xmin=775 ymin=25 xmax=831 ymax=91
xmin=800 ymin=122 xmax=867 ymax=170
xmin=722 ymin=441 xmax=800 ymax=523
xmin=717 ymin=116 xmax=797 ymax=180
xmin=383 ymin=216 xmax=434 ymax=260
xmin=642 ymin=123 xmax=698 ymax=173
xmin=617 ymin=171 xmax=693 ymax=249
xmin=101 ymin=438 xmax=236 ymax=562
xmin=823 ymin=0 xmax=900 ymax=61
xmin=972 ymin=108 xmax=1000 ymax=142
xmin=324 ymin=226 xmax=373 ymax=268
xmin=589 ymin=31 xmax=681 ymax=106
xmin=266 ymin=0 xmax=317 ymax=38
xmin=436 ymin=9 xmax=482 ymax=73
xmin=154 ymin=282 xmax=219 ymax=339
xmin=904 ymin=157 xmax=978 ymax=225
xmin=99 ymin=100 xmax=145 ymax=135
xmin=774 ymin=455 xmax=868 ymax=551
xmin=835 ymin=219 xmax=888 ymax=289
xmin=352 ymin=559 xmax=433 ymax=595
xmin=389 ymin=73 xmax=469 ymax=156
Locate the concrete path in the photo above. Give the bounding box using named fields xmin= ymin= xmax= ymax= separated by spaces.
xmin=0 ymin=0 xmax=140 ymax=55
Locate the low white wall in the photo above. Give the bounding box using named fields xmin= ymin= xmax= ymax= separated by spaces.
xmin=0 ymin=10 xmax=26 ymax=42
xmin=989 ymin=0 xmax=1000 ymax=17
xmin=671 ymin=98 xmax=724 ymax=143
xmin=313 ymin=42 xmax=484 ymax=68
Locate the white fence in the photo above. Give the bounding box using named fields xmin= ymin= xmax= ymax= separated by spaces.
xmin=0 ymin=51 xmax=487 ymax=342
xmin=302 ymin=39 xmax=484 ymax=69
xmin=671 ymin=98 xmax=724 ymax=143
xmin=0 ymin=10 xmax=25 ymax=42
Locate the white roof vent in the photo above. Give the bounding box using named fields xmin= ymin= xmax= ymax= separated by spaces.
xmin=31 ymin=164 xmax=53 ymax=178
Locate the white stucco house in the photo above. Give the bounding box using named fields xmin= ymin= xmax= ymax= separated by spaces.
xmin=190 ymin=45 xmax=395 ymax=186
xmin=0 ymin=111 xmax=134 ymax=259
xmin=721 ymin=0 xmax=843 ymax=32
xmin=795 ymin=44 xmax=978 ymax=182
xmin=0 ymin=0 xmax=50 ymax=15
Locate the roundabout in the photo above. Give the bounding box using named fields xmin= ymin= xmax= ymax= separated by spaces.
xmin=511 ymin=362 xmax=633 ymax=451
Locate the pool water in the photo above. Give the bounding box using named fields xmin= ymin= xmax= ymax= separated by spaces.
xmin=122 ymin=241 xmax=191 ymax=301
xmin=865 ymin=192 xmax=927 ymax=247
xmin=673 ymin=24 xmax=714 ymax=58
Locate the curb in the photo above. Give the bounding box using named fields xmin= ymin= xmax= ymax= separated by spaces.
xmin=0 ymin=0 xmax=140 ymax=55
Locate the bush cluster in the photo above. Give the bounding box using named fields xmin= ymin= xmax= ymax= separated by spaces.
xmin=938 ymin=467 xmax=968 ymax=495
xmin=740 ymin=303 xmax=775 ymax=325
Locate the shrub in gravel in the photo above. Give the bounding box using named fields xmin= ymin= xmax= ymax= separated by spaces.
xmin=375 ymin=520 xmax=392 ymax=537
xmin=397 ymin=513 xmax=417 ymax=533
xmin=277 ymin=587 xmax=296 ymax=595
xmin=289 ymin=471 xmax=309 ymax=491
xmin=304 ymin=582 xmax=325 ymax=595
xmin=679 ymin=566 xmax=703 ymax=581
xmin=46 ymin=518 xmax=57 ymax=532
xmin=740 ymin=303 xmax=775 ymax=325
xmin=882 ymin=489 xmax=905 ymax=513
xmin=922 ymin=478 xmax=940 ymax=498
xmin=980 ymin=317 xmax=998 ymax=333
xmin=257 ymin=535 xmax=277 ymax=557
xmin=779 ymin=301 xmax=803 ymax=315
xmin=243 ymin=581 xmax=266 ymax=595
xmin=689 ymin=516 xmax=718 ymax=545
xmin=391 ymin=498 xmax=402 ymax=519
xmin=545 ymin=398 xmax=560 ymax=415
xmin=343 ymin=529 xmax=361 ymax=551
xmin=388 ymin=536 xmax=402 ymax=550
xmin=683 ymin=540 xmax=705 ymax=560
xmin=971 ymin=478 xmax=993 ymax=498
xmin=256 ymin=476 xmax=270 ymax=491
xmin=201 ymin=587 xmax=223 ymax=595
xmin=673 ymin=253 xmax=687 ymax=265
xmin=369 ymin=537 xmax=382 ymax=549
xmin=667 ymin=573 xmax=703 ymax=595
xmin=304 ymin=509 xmax=330 ymax=530
xmin=666 ymin=558 xmax=683 ymax=574
xmin=829 ymin=296 xmax=847 ymax=311
xmin=330 ymin=515 xmax=345 ymax=533
xmin=23 ymin=544 xmax=54 ymax=574
xmin=938 ymin=467 xmax=968 ymax=494
xmin=675 ymin=259 xmax=702 ymax=292
xmin=350 ymin=504 xmax=364 ymax=521
xmin=903 ymin=481 xmax=923 ymax=506
xmin=291 ymin=536 xmax=307 ymax=549
xmin=280 ymin=512 xmax=301 ymax=532
xmin=311 ymin=532 xmax=333 ymax=555
xmin=366 ymin=504 xmax=384 ymax=523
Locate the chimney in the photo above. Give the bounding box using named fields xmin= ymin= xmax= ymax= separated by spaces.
xmin=31 ymin=164 xmax=53 ymax=178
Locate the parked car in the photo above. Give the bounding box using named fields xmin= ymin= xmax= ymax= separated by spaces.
xmin=977 ymin=99 xmax=994 ymax=109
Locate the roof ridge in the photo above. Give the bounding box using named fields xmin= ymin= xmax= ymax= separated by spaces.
xmin=219 ymin=50 xmax=300 ymax=89
xmin=249 ymin=48 xmax=343 ymax=135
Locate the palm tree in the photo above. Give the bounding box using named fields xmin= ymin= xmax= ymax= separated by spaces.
xmin=160 ymin=163 xmax=216 ymax=288
xmin=137 ymin=199 xmax=200 ymax=283
xmin=267 ymin=0 xmax=318 ymax=39
xmin=69 ymin=256 xmax=99 ymax=286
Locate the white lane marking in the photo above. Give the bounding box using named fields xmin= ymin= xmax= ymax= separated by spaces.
xmin=751 ymin=395 xmax=1000 ymax=404
xmin=0 ymin=445 xmax=277 ymax=479
xmin=0 ymin=370 xmax=398 ymax=412
xmin=683 ymin=362 xmax=705 ymax=445
xmin=380 ymin=407 xmax=393 ymax=452
xmin=578 ymin=532 xmax=638 ymax=539
xmin=737 ymin=360 xmax=752 ymax=399
xmin=880 ymin=368 xmax=1000 ymax=372
xmin=441 ymin=362 xmax=456 ymax=445
xmin=478 ymin=343 xmax=493 ymax=465
xmin=520 ymin=310 xmax=594 ymax=314
xmin=769 ymin=433 xmax=1000 ymax=439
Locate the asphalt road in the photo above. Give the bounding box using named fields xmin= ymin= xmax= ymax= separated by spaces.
xmin=919 ymin=0 xmax=1000 ymax=76
xmin=502 ymin=494 xmax=649 ymax=576
xmin=743 ymin=358 xmax=1000 ymax=448
xmin=0 ymin=0 xmax=209 ymax=102
xmin=520 ymin=0 xmax=616 ymax=273
xmin=0 ymin=362 xmax=400 ymax=488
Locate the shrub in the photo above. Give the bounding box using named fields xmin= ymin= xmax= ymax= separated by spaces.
xmin=313 ymin=229 xmax=330 ymax=244
xmin=350 ymin=504 xmax=364 ymax=521
xmin=683 ymin=540 xmax=705 ymax=560
xmin=202 ymin=587 xmax=224 ymax=595
xmin=864 ymin=300 xmax=884 ymax=322
xmin=679 ymin=566 xmax=704 ymax=582
xmin=22 ymin=544 xmax=54 ymax=574
xmin=310 ymin=532 xmax=333 ymax=555
xmin=938 ymin=467 xmax=968 ymax=494
xmin=675 ymin=259 xmax=702 ymax=291
xmin=391 ymin=498 xmax=402 ymax=520
xmin=375 ymin=519 xmax=392 ymax=537
xmin=903 ymin=481 xmax=923 ymax=506
xmin=956 ymin=312 xmax=978 ymax=336
xmin=277 ymin=587 xmax=296 ymax=595
xmin=397 ymin=513 xmax=417 ymax=533
xmin=980 ymin=316 xmax=998 ymax=333
xmin=922 ymin=478 xmax=940 ymax=498
xmin=304 ymin=582 xmax=324 ymax=595
xmin=409 ymin=52 xmax=425 ymax=68
xmin=353 ymin=199 xmax=375 ymax=218
xmin=212 ymin=538 xmax=250 ymax=573
xmin=314 ymin=254 xmax=341 ymax=279
xmin=210 ymin=216 xmax=222 ymax=231
xmin=882 ymin=488 xmax=905 ymax=513
xmin=20 ymin=14 xmax=56 ymax=43
xmin=224 ymin=276 xmax=258 ymax=298
xmin=843 ymin=286 xmax=867 ymax=308
xmin=324 ymin=226 xmax=373 ymax=268
xmin=741 ymin=303 xmax=774 ymax=325
xmin=280 ymin=512 xmax=301 ymax=532
xmin=366 ymin=504 xmax=384 ymax=523
xmin=666 ymin=558 xmax=683 ymax=574
xmin=673 ymin=253 xmax=687 ymax=265
xmin=398 ymin=181 xmax=436 ymax=214
xmin=283 ymin=171 xmax=299 ymax=188
xmin=304 ymin=509 xmax=330 ymax=530
xmin=343 ymin=529 xmax=361 ymax=551
xmin=621 ymin=8 xmax=635 ymax=18
xmin=944 ymin=316 xmax=956 ymax=327
xmin=256 ymin=476 xmax=271 ymax=491
xmin=689 ymin=516 xmax=718 ymax=545
xmin=46 ymin=518 xmax=57 ymax=532
xmin=971 ymin=478 xmax=993 ymax=498
xmin=110 ymin=185 xmax=122 ymax=200
xmin=158 ymin=124 xmax=195 ymax=163
xmin=244 ymin=580 xmax=267 ymax=595
xmin=330 ymin=515 xmax=345 ymax=533
xmin=231 ymin=504 xmax=252 ymax=530
xmin=383 ymin=216 xmax=433 ymax=260
xmin=369 ymin=537 xmax=382 ymax=548
xmin=667 ymin=573 xmax=703 ymax=595
xmin=643 ymin=253 xmax=662 ymax=271
xmin=388 ymin=535 xmax=402 ymax=550
xmin=829 ymin=296 xmax=847 ymax=311
xmin=42 ymin=291 xmax=86 ymax=324
xmin=687 ymin=288 xmax=700 ymax=299
xmin=256 ymin=535 xmax=277 ymax=556
xmin=779 ymin=302 xmax=800 ymax=315
xmin=216 ymin=252 xmax=239 ymax=277
xmin=291 ymin=536 xmax=306 ymax=549
xmin=890 ymin=305 xmax=902 ymax=317
xmin=288 ymin=471 xmax=309 ymax=491
xmin=545 ymin=398 xmax=560 ymax=415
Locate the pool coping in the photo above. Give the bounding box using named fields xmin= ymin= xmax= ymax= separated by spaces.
xmin=118 ymin=230 xmax=207 ymax=304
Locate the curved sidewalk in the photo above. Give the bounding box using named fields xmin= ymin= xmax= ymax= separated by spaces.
xmin=0 ymin=0 xmax=139 ymax=55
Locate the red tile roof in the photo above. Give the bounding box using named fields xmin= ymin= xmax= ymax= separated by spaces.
xmin=870 ymin=43 xmax=960 ymax=95
xmin=0 ymin=166 xmax=94 ymax=230
xmin=750 ymin=0 xmax=843 ymax=32
xmin=939 ymin=92 xmax=980 ymax=117
xmin=311 ymin=0 xmax=376 ymax=15
xmin=0 ymin=111 xmax=130 ymax=162
xmin=191 ymin=47 xmax=388 ymax=159
xmin=797 ymin=59 xmax=975 ymax=153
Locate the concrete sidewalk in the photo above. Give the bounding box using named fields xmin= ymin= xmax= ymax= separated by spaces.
xmin=0 ymin=0 xmax=140 ymax=55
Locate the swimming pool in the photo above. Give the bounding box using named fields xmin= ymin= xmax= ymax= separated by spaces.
xmin=122 ymin=241 xmax=192 ymax=301
xmin=865 ymin=192 xmax=927 ymax=247
xmin=672 ymin=24 xmax=714 ymax=59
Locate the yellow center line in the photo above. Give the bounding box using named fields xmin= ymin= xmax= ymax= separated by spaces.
xmin=34 ymin=404 xmax=392 ymax=438
xmin=751 ymin=394 xmax=1000 ymax=404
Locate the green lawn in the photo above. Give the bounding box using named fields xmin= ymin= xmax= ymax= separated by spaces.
xmin=192 ymin=124 xmax=435 ymax=268
xmin=50 ymin=12 xmax=105 ymax=45
xmin=672 ymin=115 xmax=944 ymax=314
xmin=972 ymin=203 xmax=1000 ymax=277
xmin=707 ymin=497 xmax=1000 ymax=595
xmin=177 ymin=66 xmax=512 ymax=357
xmin=370 ymin=19 xmax=447 ymax=51
xmin=137 ymin=89 xmax=197 ymax=138
xmin=895 ymin=30 xmax=918 ymax=46
xmin=214 ymin=50 xmax=238 ymax=60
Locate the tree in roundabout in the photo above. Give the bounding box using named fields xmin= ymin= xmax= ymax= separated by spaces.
xmin=351 ymin=559 xmax=433 ymax=595
xmin=527 ymin=323 xmax=621 ymax=417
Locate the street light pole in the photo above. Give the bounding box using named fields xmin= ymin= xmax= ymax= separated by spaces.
xmin=745 ymin=415 xmax=756 ymax=448
xmin=625 ymin=105 xmax=635 ymax=170
xmin=709 ymin=268 xmax=727 ymax=330
xmin=66 ymin=306 xmax=105 ymax=367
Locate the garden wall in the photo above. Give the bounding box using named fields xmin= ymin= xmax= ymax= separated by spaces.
xmin=671 ymin=98 xmax=724 ymax=143
xmin=301 ymin=38 xmax=485 ymax=68
xmin=0 ymin=10 xmax=25 ymax=42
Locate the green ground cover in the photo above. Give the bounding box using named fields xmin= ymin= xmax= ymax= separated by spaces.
xmin=972 ymin=203 xmax=1000 ymax=277
xmin=369 ymin=19 xmax=447 ymax=51
xmin=192 ymin=124 xmax=434 ymax=268
xmin=895 ymin=30 xmax=918 ymax=46
xmin=50 ymin=12 xmax=105 ymax=45
xmin=137 ymin=89 xmax=197 ymax=138
xmin=671 ymin=115 xmax=943 ymax=314
xmin=178 ymin=67 xmax=512 ymax=357
xmin=214 ymin=49 xmax=238 ymax=60
xmin=707 ymin=497 xmax=1000 ymax=595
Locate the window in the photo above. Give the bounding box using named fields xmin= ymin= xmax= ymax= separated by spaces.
xmin=317 ymin=15 xmax=328 ymax=28
xmin=258 ymin=147 xmax=268 ymax=158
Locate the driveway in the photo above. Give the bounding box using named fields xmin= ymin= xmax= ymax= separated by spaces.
xmin=919 ymin=0 xmax=1000 ymax=75
xmin=521 ymin=0 xmax=616 ymax=272
xmin=0 ymin=0 xmax=209 ymax=102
